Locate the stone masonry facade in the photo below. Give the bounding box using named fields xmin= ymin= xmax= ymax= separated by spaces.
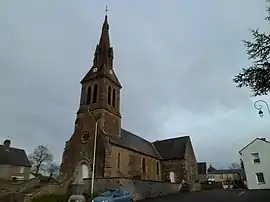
xmin=59 ymin=14 xmax=198 ymax=185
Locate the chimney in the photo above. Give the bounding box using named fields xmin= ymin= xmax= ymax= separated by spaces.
xmin=261 ymin=138 xmax=266 ymax=141
xmin=3 ymin=139 xmax=11 ymax=151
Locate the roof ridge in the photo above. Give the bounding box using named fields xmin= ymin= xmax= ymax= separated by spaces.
xmin=121 ymin=128 xmax=152 ymax=144
xmin=0 ymin=145 xmax=25 ymax=151
xmin=239 ymin=137 xmax=270 ymax=154
xmin=153 ymin=135 xmax=190 ymax=143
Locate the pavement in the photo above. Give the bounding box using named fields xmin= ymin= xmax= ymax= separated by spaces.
xmin=140 ymin=189 xmax=270 ymax=202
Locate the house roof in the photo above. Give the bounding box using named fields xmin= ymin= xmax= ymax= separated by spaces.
xmin=109 ymin=129 xmax=161 ymax=159
xmin=152 ymin=136 xmax=190 ymax=160
xmin=208 ymin=168 xmax=244 ymax=175
xmin=207 ymin=165 xmax=217 ymax=173
xmin=109 ymin=129 xmax=190 ymax=160
xmin=239 ymin=137 xmax=270 ymax=154
xmin=197 ymin=162 xmax=207 ymax=174
xmin=0 ymin=145 xmax=31 ymax=167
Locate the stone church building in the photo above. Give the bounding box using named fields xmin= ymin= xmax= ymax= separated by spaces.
xmin=60 ymin=14 xmax=198 ymax=184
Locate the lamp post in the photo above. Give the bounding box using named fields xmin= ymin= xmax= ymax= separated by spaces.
xmin=254 ymin=100 xmax=270 ymax=118
xmin=87 ymin=108 xmax=100 ymax=197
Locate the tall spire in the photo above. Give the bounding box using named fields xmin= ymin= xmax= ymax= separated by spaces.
xmin=97 ymin=6 xmax=111 ymax=65
xmin=99 ymin=15 xmax=110 ymax=48
xmin=82 ymin=8 xmax=120 ymax=85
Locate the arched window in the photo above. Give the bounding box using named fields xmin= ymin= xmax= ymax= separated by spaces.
xmin=92 ymin=84 xmax=98 ymax=103
xmin=112 ymin=89 xmax=116 ymax=107
xmin=86 ymin=86 xmax=91 ymax=105
xmin=82 ymin=163 xmax=89 ymax=179
xmin=117 ymin=153 xmax=120 ymax=169
xmin=108 ymin=86 xmax=111 ymax=105
xmin=156 ymin=161 xmax=159 ymax=175
xmin=142 ymin=158 xmax=146 ymax=173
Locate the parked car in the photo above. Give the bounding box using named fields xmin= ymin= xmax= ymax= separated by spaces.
xmin=93 ymin=188 xmax=133 ymax=202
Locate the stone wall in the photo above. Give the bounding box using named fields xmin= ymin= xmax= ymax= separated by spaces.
xmin=184 ymin=138 xmax=198 ymax=183
xmin=104 ymin=145 xmax=161 ymax=181
xmin=83 ymin=177 xmax=181 ymax=201
xmin=161 ymin=159 xmax=185 ymax=183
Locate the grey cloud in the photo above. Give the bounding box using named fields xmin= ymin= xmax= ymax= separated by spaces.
xmin=0 ymin=0 xmax=269 ymax=167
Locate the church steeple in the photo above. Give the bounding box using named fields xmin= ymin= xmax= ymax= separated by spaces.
xmin=77 ymin=11 xmax=122 ymax=137
xmin=81 ymin=13 xmax=120 ymax=87
xmin=99 ymin=15 xmax=110 ymax=52
xmin=92 ymin=14 xmax=113 ymax=68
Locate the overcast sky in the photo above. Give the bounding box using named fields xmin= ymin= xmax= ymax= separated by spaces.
xmin=1 ymin=0 xmax=270 ymax=169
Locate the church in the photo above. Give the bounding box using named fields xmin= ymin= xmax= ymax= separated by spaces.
xmin=59 ymin=14 xmax=198 ymax=184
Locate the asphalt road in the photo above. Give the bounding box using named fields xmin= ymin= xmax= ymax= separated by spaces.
xmin=141 ymin=189 xmax=270 ymax=202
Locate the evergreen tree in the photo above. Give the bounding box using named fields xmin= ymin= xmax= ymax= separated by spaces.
xmin=233 ymin=1 xmax=270 ymax=96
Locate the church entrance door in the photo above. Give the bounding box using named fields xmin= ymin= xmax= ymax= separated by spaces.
xmin=170 ymin=171 xmax=176 ymax=183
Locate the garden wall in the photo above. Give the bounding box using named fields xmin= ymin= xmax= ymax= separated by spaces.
xmin=81 ymin=177 xmax=181 ymax=201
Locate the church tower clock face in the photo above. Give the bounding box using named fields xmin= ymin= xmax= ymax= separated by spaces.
xmin=81 ymin=131 xmax=90 ymax=144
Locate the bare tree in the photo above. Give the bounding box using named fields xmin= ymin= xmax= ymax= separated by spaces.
xmin=47 ymin=162 xmax=60 ymax=179
xmin=28 ymin=145 xmax=53 ymax=175
xmin=229 ymin=163 xmax=241 ymax=169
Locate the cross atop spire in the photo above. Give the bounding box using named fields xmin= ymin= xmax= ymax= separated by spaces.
xmin=105 ymin=6 xmax=108 ymax=15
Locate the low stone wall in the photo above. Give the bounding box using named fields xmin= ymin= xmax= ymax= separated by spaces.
xmin=83 ymin=177 xmax=181 ymax=201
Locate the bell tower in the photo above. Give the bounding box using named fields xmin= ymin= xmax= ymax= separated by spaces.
xmin=77 ymin=14 xmax=122 ymax=137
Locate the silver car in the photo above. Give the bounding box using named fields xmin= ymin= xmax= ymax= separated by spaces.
xmin=93 ymin=188 xmax=133 ymax=202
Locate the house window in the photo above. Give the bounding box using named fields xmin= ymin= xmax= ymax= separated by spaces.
xmin=255 ymin=172 xmax=265 ymax=184
xmin=251 ymin=153 xmax=260 ymax=163
xmin=20 ymin=167 xmax=24 ymax=174
xmin=142 ymin=158 xmax=146 ymax=173
xmin=156 ymin=161 xmax=159 ymax=175
xmin=117 ymin=153 xmax=120 ymax=169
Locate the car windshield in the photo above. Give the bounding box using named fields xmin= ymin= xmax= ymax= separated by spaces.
xmin=100 ymin=189 xmax=116 ymax=197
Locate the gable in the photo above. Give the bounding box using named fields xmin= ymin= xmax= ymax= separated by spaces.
xmin=239 ymin=138 xmax=270 ymax=155
xmin=152 ymin=136 xmax=190 ymax=160
xmin=0 ymin=145 xmax=31 ymax=167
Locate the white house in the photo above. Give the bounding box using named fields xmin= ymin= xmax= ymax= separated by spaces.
xmin=239 ymin=137 xmax=270 ymax=190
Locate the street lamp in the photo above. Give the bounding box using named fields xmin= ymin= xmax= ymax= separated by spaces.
xmin=87 ymin=108 xmax=100 ymax=197
xmin=254 ymin=100 xmax=270 ymax=118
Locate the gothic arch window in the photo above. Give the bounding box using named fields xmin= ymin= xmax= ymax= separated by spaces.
xmin=117 ymin=153 xmax=120 ymax=169
xmin=108 ymin=86 xmax=112 ymax=105
xmin=92 ymin=84 xmax=98 ymax=103
xmin=112 ymin=89 xmax=116 ymax=107
xmin=86 ymin=86 xmax=91 ymax=104
xmin=142 ymin=158 xmax=146 ymax=173
xmin=156 ymin=161 xmax=159 ymax=175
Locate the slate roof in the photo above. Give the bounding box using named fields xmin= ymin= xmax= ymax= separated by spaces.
xmin=109 ymin=129 xmax=161 ymax=159
xmin=109 ymin=130 xmax=191 ymax=160
xmin=152 ymin=136 xmax=190 ymax=160
xmin=197 ymin=162 xmax=207 ymax=174
xmin=207 ymin=165 xmax=217 ymax=173
xmin=208 ymin=168 xmax=244 ymax=175
xmin=0 ymin=145 xmax=31 ymax=167
xmin=109 ymin=129 xmax=191 ymax=160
